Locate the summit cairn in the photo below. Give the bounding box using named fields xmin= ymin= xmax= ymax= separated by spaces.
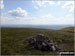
xmin=26 ymin=34 xmax=60 ymax=51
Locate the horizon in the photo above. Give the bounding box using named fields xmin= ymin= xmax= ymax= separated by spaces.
xmin=1 ymin=24 xmax=74 ymax=26
xmin=1 ymin=24 xmax=74 ymax=30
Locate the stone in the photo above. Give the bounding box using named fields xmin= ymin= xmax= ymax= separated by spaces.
xmin=26 ymin=34 xmax=60 ymax=51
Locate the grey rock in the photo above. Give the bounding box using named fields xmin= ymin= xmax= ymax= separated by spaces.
xmin=26 ymin=34 xmax=60 ymax=51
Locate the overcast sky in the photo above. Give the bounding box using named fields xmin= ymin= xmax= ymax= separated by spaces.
xmin=0 ymin=0 xmax=74 ymax=25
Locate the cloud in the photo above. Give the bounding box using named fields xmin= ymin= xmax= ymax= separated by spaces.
xmin=57 ymin=1 xmax=61 ymax=5
xmin=1 ymin=13 xmax=74 ymax=25
xmin=48 ymin=1 xmax=61 ymax=6
xmin=1 ymin=0 xmax=74 ymax=25
xmin=32 ymin=0 xmax=47 ymax=9
xmin=48 ymin=1 xmax=55 ymax=6
xmin=62 ymin=1 xmax=74 ymax=13
xmin=32 ymin=0 xmax=62 ymax=9
xmin=41 ymin=14 xmax=54 ymax=18
xmin=69 ymin=6 xmax=74 ymax=12
xmin=0 ymin=0 xmax=4 ymax=9
xmin=35 ymin=1 xmax=46 ymax=7
xmin=8 ymin=7 xmax=28 ymax=18
xmin=62 ymin=1 xmax=74 ymax=8
xmin=32 ymin=0 xmax=48 ymax=8
xmin=34 ymin=6 xmax=38 ymax=9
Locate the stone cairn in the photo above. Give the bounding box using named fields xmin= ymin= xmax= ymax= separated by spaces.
xmin=26 ymin=34 xmax=60 ymax=51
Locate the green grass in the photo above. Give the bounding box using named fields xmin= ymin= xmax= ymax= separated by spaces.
xmin=1 ymin=28 xmax=74 ymax=55
xmin=60 ymin=27 xmax=74 ymax=33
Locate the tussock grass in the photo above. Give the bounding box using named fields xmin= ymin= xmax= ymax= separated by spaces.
xmin=1 ymin=28 xmax=74 ymax=55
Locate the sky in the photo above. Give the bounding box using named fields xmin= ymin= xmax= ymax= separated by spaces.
xmin=0 ymin=0 xmax=74 ymax=25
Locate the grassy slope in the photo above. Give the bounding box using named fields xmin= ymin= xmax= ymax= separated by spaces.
xmin=1 ymin=28 xmax=74 ymax=55
xmin=60 ymin=27 xmax=74 ymax=33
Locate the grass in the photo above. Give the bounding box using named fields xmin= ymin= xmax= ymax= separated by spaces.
xmin=1 ymin=27 xmax=74 ymax=55
xmin=60 ymin=27 xmax=74 ymax=33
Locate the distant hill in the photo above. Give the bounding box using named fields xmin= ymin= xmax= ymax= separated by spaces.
xmin=1 ymin=24 xmax=74 ymax=30
xmin=60 ymin=27 xmax=74 ymax=33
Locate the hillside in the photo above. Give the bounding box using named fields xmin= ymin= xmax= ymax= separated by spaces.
xmin=1 ymin=28 xmax=74 ymax=55
xmin=60 ymin=27 xmax=74 ymax=33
